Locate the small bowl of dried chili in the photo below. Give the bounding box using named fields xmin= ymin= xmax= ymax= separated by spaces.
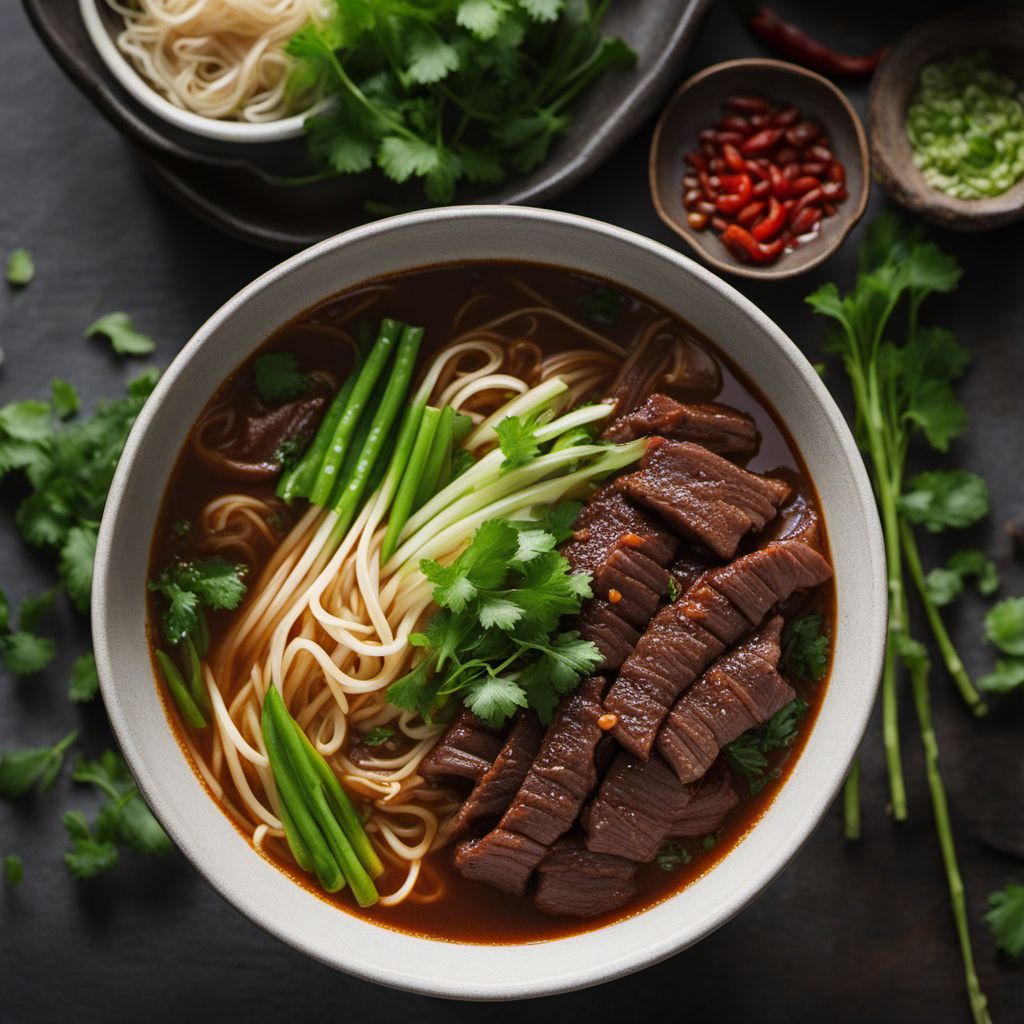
xmin=650 ymin=58 xmax=869 ymax=280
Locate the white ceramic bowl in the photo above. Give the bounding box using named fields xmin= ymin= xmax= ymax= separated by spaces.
xmin=93 ymin=207 xmax=886 ymax=1000
xmin=79 ymin=0 xmax=311 ymax=144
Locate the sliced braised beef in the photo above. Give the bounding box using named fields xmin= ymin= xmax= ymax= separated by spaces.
xmin=602 ymin=393 xmax=760 ymax=458
xmin=419 ymin=708 xmax=505 ymax=783
xmin=455 ymin=677 xmax=607 ymax=895
xmin=444 ymin=712 xmax=545 ymax=838
xmin=563 ymin=485 xmax=678 ymax=671
xmin=533 ymin=836 xmax=638 ymax=918
xmin=657 ymin=617 xmax=794 ymax=783
xmin=620 ymin=439 xmax=790 ymax=559
xmin=583 ymin=753 xmax=737 ymax=863
xmin=604 ymin=540 xmax=831 ymax=758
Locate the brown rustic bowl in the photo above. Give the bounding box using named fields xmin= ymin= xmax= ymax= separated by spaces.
xmin=649 ymin=58 xmax=869 ymax=281
xmin=869 ymin=8 xmax=1024 ymax=232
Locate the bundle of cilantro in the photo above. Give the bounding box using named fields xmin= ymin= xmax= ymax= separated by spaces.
xmin=288 ymin=0 xmax=635 ymax=203
xmin=0 ymin=371 xmax=158 ymax=613
xmin=807 ymin=215 xmax=992 ymax=1024
xmin=387 ymin=516 xmax=601 ymax=725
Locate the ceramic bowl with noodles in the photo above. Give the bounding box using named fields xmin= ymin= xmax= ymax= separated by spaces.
xmin=93 ymin=206 xmax=885 ymax=997
xmin=80 ymin=0 xmax=327 ymax=142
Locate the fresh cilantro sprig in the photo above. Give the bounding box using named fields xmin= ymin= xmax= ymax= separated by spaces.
xmin=925 ymin=550 xmax=999 ymax=607
xmin=496 ymin=413 xmax=543 ymax=472
xmin=0 ymin=370 xmax=158 ymax=613
xmin=63 ymin=750 xmax=172 ymax=879
xmin=782 ymin=614 xmax=829 ymax=682
xmin=149 ymin=557 xmax=247 ymax=645
xmin=985 ymin=882 xmax=1024 ymax=958
xmin=979 ymin=598 xmax=1024 ymax=695
xmin=363 ymin=726 xmax=395 ymax=747
xmin=253 ymin=352 xmax=309 ymax=404
xmin=724 ymin=699 xmax=808 ymax=794
xmin=387 ymin=516 xmax=600 ymax=726
xmin=288 ymin=0 xmax=635 ymax=204
xmin=86 ymin=312 xmax=157 ymax=357
xmin=0 ymin=730 xmax=77 ymax=797
xmin=0 ymin=588 xmax=57 ymax=677
xmin=655 ymin=842 xmax=691 ymax=872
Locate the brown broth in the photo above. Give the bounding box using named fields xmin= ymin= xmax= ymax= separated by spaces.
xmin=148 ymin=261 xmax=835 ymax=944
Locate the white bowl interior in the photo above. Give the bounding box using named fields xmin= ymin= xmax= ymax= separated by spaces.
xmin=79 ymin=0 xmax=309 ymax=143
xmin=94 ymin=207 xmax=886 ymax=1000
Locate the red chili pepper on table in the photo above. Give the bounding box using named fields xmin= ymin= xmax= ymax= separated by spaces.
xmin=747 ymin=6 xmax=887 ymax=78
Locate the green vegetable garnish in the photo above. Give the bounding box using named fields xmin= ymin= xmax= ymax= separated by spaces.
xmin=149 ymin=556 xmax=247 ymax=646
xmin=907 ymin=51 xmax=1024 ymax=200
xmin=925 ymin=550 xmax=999 ymax=607
xmin=388 ymin=516 xmax=601 ymax=726
xmin=655 ymin=842 xmax=691 ymax=872
xmin=3 ymin=854 xmax=24 ymax=887
xmin=68 ymin=652 xmax=100 ymax=704
xmin=782 ymin=614 xmax=829 ymax=682
xmin=0 ymin=588 xmax=57 ymax=677
xmin=86 ymin=312 xmax=157 ymax=357
xmin=724 ymin=698 xmax=807 ymax=794
xmin=5 ymin=248 xmax=34 ymax=287
xmin=253 ymin=352 xmax=309 ymax=404
xmin=363 ymin=726 xmax=395 ymax=747
xmin=985 ymin=882 xmax=1024 ymax=958
xmin=288 ymin=0 xmax=635 ymax=204
xmin=50 ymin=379 xmax=79 ymax=420
xmin=0 ymin=731 xmax=77 ymax=797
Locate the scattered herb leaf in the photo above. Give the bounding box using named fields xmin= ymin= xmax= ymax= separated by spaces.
xmin=85 ymin=312 xmax=156 ymax=357
xmin=985 ymin=882 xmax=1024 ymax=958
xmin=6 ymin=248 xmax=34 ymax=287
xmin=655 ymin=841 xmax=691 ymax=872
xmin=253 ymin=352 xmax=309 ymax=404
xmin=782 ymin=614 xmax=829 ymax=681
xmin=363 ymin=726 xmax=395 ymax=747
xmin=899 ymin=470 xmax=990 ymax=532
xmin=0 ymin=731 xmax=77 ymax=797
xmin=925 ymin=549 xmax=999 ymax=606
xmin=580 ymin=286 xmax=624 ymax=326
xmin=149 ymin=557 xmax=247 ymax=645
xmin=0 ymin=588 xmax=57 ymax=677
xmin=3 ymin=853 xmax=24 ymax=887
xmin=50 ymin=379 xmax=80 ymax=420
xmin=724 ymin=698 xmax=808 ymax=794
xmin=666 ymin=576 xmax=681 ymax=603
xmin=985 ymin=597 xmax=1024 ymax=657
xmin=68 ymin=652 xmax=100 ymax=704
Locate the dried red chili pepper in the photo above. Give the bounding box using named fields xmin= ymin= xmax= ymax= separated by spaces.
xmin=747 ymin=6 xmax=887 ymax=79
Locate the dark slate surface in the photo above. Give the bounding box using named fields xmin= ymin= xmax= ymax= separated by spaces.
xmin=1 ymin=2 xmax=1021 ymax=1021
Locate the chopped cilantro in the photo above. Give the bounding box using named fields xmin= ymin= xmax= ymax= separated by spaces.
xmin=985 ymin=597 xmax=1024 ymax=657
xmin=253 ymin=353 xmax=309 ymax=403
xmin=3 ymin=854 xmax=24 ymax=887
xmin=63 ymin=750 xmax=171 ymax=878
xmin=0 ymin=730 xmax=77 ymax=797
xmin=978 ymin=660 xmax=1024 ymax=695
xmin=68 ymin=652 xmax=100 ymax=703
xmin=86 ymin=312 xmax=156 ymax=357
xmin=363 ymin=726 xmax=395 ymax=747
xmin=702 ymin=832 xmax=720 ymax=851
xmin=171 ymin=518 xmax=191 ymax=538
xmin=724 ymin=698 xmax=808 ymax=794
xmin=149 ymin=557 xmax=247 ymax=645
xmin=388 ymin=517 xmax=600 ymax=726
xmin=667 ymin=576 xmax=681 ymax=603
xmin=782 ymin=614 xmax=829 ymax=681
xmin=985 ymin=882 xmax=1024 ymax=958
xmin=6 ymin=248 xmax=34 ymax=287
xmin=655 ymin=842 xmax=691 ymax=872
xmin=274 ymin=433 xmax=307 ymax=468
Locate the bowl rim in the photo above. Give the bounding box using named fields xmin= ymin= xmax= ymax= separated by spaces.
xmin=93 ymin=205 xmax=886 ymax=1000
xmin=78 ymin=0 xmax=310 ymax=143
xmin=649 ymin=57 xmax=870 ymax=281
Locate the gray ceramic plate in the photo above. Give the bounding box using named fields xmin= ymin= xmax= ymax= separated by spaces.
xmin=25 ymin=0 xmax=712 ymax=251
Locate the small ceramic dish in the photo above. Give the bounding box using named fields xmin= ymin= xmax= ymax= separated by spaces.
xmin=93 ymin=206 xmax=886 ymax=999
xmin=869 ymin=7 xmax=1024 ymax=232
xmin=79 ymin=0 xmax=312 ymax=144
xmin=650 ymin=58 xmax=869 ymax=281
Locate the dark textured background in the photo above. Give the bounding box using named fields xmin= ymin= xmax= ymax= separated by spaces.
xmin=1 ymin=2 xmax=1022 ymax=1021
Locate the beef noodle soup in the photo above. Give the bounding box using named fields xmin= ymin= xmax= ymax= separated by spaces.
xmin=148 ymin=262 xmax=835 ymax=943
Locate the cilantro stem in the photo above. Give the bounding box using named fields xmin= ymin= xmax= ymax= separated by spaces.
xmin=843 ymin=758 xmax=861 ymax=840
xmin=900 ymin=520 xmax=987 ymax=715
xmin=906 ymin=655 xmax=992 ymax=1024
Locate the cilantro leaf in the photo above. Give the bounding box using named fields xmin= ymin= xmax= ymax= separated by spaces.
xmin=0 ymin=731 xmax=77 ymax=797
xmin=62 ymin=811 xmax=119 ymax=879
xmin=985 ymin=882 xmax=1024 ymax=958
xmin=406 ymin=27 xmax=460 ymax=84
xmin=69 ymin=652 xmax=100 ymax=703
xmin=149 ymin=557 xmax=247 ymax=644
xmin=463 ymin=673 xmax=528 ymax=726
xmin=655 ymin=841 xmax=691 ymax=872
xmin=985 ymin=598 xmax=1024 ymax=657
xmin=724 ymin=698 xmax=807 ymax=794
xmin=978 ymin=659 xmax=1024 ymax=695
xmin=51 ymin=379 xmax=80 ymax=420
xmin=579 ymin=286 xmax=624 ymax=326
xmin=496 ymin=414 xmax=541 ymax=471
xmin=3 ymin=854 xmax=24 ymax=887
xmin=782 ymin=615 xmax=829 ymax=681
xmin=900 ymin=470 xmax=989 ymax=532
xmin=60 ymin=526 xmax=97 ymax=614
xmin=667 ymin=576 xmax=681 ymax=603
xmin=925 ymin=549 xmax=999 ymax=606
xmin=6 ymin=248 xmax=34 ymax=287
xmin=253 ymin=353 xmax=309 ymax=404
xmin=533 ymin=501 xmax=581 ymax=544
xmin=420 ymin=519 xmax=519 ymax=612
xmin=457 ymin=0 xmax=510 ymax=39
xmin=363 ymin=726 xmax=395 ymax=747
xmin=0 ymin=587 xmax=57 ymax=677
xmin=86 ymin=312 xmax=156 ymax=356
